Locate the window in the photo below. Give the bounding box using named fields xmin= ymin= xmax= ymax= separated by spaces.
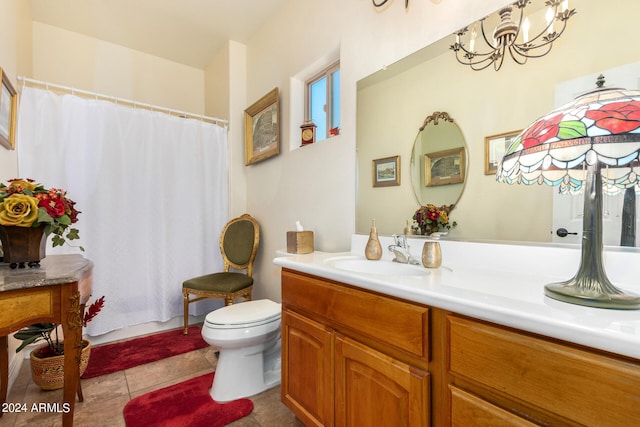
xmin=306 ymin=62 xmax=340 ymax=142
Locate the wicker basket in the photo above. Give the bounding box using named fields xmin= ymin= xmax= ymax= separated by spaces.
xmin=29 ymin=340 xmax=91 ymax=390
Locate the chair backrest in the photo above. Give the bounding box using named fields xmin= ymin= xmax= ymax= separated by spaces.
xmin=220 ymin=214 xmax=260 ymax=276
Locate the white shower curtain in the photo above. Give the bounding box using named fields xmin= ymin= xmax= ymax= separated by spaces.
xmin=17 ymin=86 xmax=229 ymax=335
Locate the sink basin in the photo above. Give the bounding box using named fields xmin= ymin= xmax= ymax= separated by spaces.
xmin=324 ymin=256 xmax=429 ymax=277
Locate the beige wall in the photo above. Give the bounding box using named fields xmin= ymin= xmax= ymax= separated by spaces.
xmin=0 ymin=0 xmax=33 ymax=392
xmin=204 ymin=44 xmax=230 ymax=120
xmin=31 ymin=22 xmax=205 ymax=114
xmin=0 ymin=0 xmax=29 ymax=178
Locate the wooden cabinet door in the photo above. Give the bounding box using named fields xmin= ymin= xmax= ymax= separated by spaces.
xmin=335 ymin=334 xmax=430 ymax=427
xmin=282 ymin=308 xmax=334 ymax=427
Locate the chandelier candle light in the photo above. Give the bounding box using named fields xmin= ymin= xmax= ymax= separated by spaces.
xmin=497 ymin=76 xmax=640 ymax=309
xmin=451 ymin=0 xmax=576 ymax=71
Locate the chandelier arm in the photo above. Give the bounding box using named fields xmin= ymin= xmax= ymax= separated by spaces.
xmin=453 ymin=43 xmax=500 ymax=60
xmin=470 ymin=55 xmax=499 ymax=71
xmin=511 ymin=42 xmax=554 ymax=59
xmin=507 ymin=46 xmax=529 ymax=65
xmin=478 ymin=19 xmax=497 ymax=50
xmin=522 ymin=8 xmax=566 ymax=48
xmin=452 ymin=51 xmax=496 ymax=71
xmin=493 ymin=49 xmax=507 ymax=71
xmin=372 ymin=0 xmax=391 ymax=7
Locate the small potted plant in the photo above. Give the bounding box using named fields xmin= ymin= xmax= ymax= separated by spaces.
xmin=13 ymin=296 xmax=105 ymax=390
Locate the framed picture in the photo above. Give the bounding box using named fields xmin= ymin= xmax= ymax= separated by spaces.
xmin=0 ymin=68 xmax=18 ymax=150
xmin=485 ymin=130 xmax=521 ymax=175
xmin=424 ymin=147 xmax=465 ymax=186
xmin=244 ymin=87 xmax=280 ymax=165
xmin=372 ymin=155 xmax=401 ymax=187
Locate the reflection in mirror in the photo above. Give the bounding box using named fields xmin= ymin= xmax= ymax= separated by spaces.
xmin=356 ymin=0 xmax=639 ymax=243
xmin=411 ymin=111 xmax=467 ymax=208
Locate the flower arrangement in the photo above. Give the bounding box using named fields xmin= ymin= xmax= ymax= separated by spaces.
xmin=0 ymin=178 xmax=82 ymax=249
xmin=413 ymin=204 xmax=457 ymax=236
xmin=14 ymin=296 xmax=105 ymax=357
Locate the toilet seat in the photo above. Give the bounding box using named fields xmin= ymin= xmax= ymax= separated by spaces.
xmin=205 ymin=299 xmax=281 ymax=329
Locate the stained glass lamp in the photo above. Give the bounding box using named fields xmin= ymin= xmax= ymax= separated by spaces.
xmin=497 ymin=76 xmax=640 ymax=309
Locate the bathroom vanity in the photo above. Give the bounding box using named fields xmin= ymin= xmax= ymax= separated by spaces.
xmin=274 ymin=236 xmax=640 ymax=426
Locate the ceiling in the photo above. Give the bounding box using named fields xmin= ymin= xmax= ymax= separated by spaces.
xmin=28 ymin=0 xmax=288 ymax=70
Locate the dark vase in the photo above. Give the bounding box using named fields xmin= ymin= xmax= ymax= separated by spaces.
xmin=0 ymin=225 xmax=46 ymax=268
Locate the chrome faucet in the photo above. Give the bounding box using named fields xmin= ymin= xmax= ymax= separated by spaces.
xmin=388 ymin=234 xmax=420 ymax=265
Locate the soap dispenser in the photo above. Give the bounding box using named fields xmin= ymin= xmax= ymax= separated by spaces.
xmin=365 ymin=219 xmax=383 ymax=260
xmin=404 ymin=219 xmax=412 ymax=237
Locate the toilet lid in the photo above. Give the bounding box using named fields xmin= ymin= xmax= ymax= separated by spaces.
xmin=205 ymin=299 xmax=281 ymax=327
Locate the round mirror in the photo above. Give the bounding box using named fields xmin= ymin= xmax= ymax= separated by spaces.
xmin=410 ymin=112 xmax=468 ymax=208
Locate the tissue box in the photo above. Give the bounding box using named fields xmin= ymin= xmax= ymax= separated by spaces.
xmin=287 ymin=231 xmax=314 ymax=254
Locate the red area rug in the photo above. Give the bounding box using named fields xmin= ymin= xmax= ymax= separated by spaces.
xmin=82 ymin=326 xmax=208 ymax=379
xmin=124 ymin=372 xmax=253 ymax=427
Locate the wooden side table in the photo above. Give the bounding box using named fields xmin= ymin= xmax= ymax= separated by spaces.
xmin=0 ymin=255 xmax=93 ymax=427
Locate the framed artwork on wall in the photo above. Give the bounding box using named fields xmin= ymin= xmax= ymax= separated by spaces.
xmin=0 ymin=68 xmax=18 ymax=150
xmin=484 ymin=130 xmax=521 ymax=175
xmin=372 ymin=155 xmax=401 ymax=187
xmin=424 ymin=147 xmax=465 ymax=186
xmin=244 ymin=87 xmax=280 ymax=165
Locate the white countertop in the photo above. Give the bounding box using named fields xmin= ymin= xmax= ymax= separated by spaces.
xmin=273 ymin=235 xmax=640 ymax=360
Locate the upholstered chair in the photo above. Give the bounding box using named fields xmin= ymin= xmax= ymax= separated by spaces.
xmin=182 ymin=214 xmax=260 ymax=335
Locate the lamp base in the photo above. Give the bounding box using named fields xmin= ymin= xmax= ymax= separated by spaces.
xmin=545 ymin=280 xmax=640 ymax=310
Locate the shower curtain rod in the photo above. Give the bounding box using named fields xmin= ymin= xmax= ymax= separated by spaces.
xmin=17 ymin=76 xmax=229 ymax=126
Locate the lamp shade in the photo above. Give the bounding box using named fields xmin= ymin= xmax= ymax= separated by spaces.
xmin=498 ymin=86 xmax=640 ymax=192
xmin=496 ymin=81 xmax=640 ymax=309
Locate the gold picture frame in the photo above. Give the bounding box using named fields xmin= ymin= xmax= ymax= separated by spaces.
xmin=372 ymin=155 xmax=401 ymax=187
xmin=484 ymin=130 xmax=521 ymax=175
xmin=244 ymin=87 xmax=280 ymax=165
xmin=424 ymin=147 xmax=465 ymax=186
xmin=0 ymin=68 xmax=18 ymax=150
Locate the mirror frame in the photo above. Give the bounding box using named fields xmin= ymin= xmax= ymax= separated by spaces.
xmin=411 ymin=111 xmax=468 ymax=211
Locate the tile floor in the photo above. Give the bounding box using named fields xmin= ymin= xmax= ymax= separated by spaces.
xmin=3 ymin=344 xmax=303 ymax=427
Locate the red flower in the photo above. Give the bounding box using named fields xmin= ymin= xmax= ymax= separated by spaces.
xmin=521 ymin=113 xmax=564 ymax=148
xmin=37 ymin=194 xmax=66 ymax=218
xmin=585 ymin=100 xmax=640 ymax=134
xmin=61 ymin=197 xmax=80 ymax=223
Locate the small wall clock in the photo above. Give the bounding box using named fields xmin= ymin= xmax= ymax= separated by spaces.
xmin=300 ymin=120 xmax=316 ymax=146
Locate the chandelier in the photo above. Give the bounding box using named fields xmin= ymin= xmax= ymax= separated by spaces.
xmin=450 ymin=0 xmax=576 ymax=71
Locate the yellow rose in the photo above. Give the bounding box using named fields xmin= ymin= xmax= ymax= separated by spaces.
xmin=0 ymin=194 xmax=40 ymax=227
xmin=7 ymin=179 xmax=39 ymax=192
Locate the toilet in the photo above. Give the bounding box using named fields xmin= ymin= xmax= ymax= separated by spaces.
xmin=201 ymin=299 xmax=282 ymax=402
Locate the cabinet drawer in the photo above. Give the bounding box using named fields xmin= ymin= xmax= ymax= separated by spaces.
xmin=450 ymin=386 xmax=537 ymax=427
xmin=448 ymin=316 xmax=640 ymax=426
xmin=282 ymin=270 xmax=429 ymax=363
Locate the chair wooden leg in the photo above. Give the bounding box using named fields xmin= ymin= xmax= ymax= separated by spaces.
xmin=183 ymin=292 xmax=189 ymax=335
xmin=224 ymin=296 xmax=233 ymax=306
